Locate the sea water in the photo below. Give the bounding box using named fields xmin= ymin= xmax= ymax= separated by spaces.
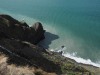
xmin=0 ymin=0 xmax=100 ymax=67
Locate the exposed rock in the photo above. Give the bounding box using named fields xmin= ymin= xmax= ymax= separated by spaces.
xmin=0 ymin=14 xmax=45 ymax=44
xmin=31 ymin=22 xmax=45 ymax=44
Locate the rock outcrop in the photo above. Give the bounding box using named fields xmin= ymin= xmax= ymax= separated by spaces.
xmin=0 ymin=14 xmax=45 ymax=44
xmin=31 ymin=22 xmax=45 ymax=44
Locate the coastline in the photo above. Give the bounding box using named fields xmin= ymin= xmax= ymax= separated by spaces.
xmin=50 ymin=49 xmax=100 ymax=67
xmin=1 ymin=8 xmax=100 ymax=67
xmin=62 ymin=52 xmax=100 ymax=68
xmin=0 ymin=14 xmax=100 ymax=75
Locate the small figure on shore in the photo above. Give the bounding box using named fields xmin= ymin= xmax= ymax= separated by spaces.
xmin=59 ymin=51 xmax=63 ymax=55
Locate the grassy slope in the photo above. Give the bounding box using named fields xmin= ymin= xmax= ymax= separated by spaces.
xmin=0 ymin=39 xmax=99 ymax=75
xmin=0 ymin=53 xmax=56 ymax=75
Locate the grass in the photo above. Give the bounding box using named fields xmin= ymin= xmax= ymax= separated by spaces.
xmin=0 ymin=53 xmax=56 ymax=75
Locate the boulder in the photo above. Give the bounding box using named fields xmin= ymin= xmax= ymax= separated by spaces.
xmin=31 ymin=22 xmax=45 ymax=44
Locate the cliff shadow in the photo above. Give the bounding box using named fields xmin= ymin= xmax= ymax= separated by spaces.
xmin=38 ymin=32 xmax=59 ymax=49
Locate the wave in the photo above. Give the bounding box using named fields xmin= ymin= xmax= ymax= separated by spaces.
xmin=63 ymin=52 xmax=100 ymax=67
xmin=50 ymin=48 xmax=100 ymax=67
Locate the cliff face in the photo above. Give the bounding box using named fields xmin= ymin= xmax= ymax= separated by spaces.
xmin=0 ymin=14 xmax=99 ymax=75
xmin=0 ymin=14 xmax=45 ymax=44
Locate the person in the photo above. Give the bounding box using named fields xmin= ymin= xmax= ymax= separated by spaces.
xmin=59 ymin=51 xmax=63 ymax=55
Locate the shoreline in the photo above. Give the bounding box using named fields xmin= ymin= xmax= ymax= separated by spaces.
xmin=45 ymin=49 xmax=100 ymax=74
xmin=63 ymin=52 xmax=100 ymax=68
xmin=47 ymin=50 xmax=100 ymax=74
xmin=49 ymin=49 xmax=100 ymax=68
xmin=1 ymin=8 xmax=100 ymax=67
xmin=45 ymin=45 xmax=100 ymax=68
xmin=0 ymin=14 xmax=100 ymax=75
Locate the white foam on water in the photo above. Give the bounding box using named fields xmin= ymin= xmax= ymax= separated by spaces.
xmin=63 ymin=52 xmax=100 ymax=67
xmin=50 ymin=48 xmax=100 ymax=67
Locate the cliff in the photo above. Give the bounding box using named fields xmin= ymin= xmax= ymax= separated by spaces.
xmin=0 ymin=14 xmax=100 ymax=75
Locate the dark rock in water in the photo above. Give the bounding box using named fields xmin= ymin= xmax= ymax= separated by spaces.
xmin=0 ymin=14 xmax=45 ymax=44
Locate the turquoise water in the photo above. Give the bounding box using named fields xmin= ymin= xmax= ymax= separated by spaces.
xmin=0 ymin=0 xmax=100 ymax=66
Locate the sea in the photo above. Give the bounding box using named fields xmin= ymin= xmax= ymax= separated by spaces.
xmin=0 ymin=0 xmax=100 ymax=67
